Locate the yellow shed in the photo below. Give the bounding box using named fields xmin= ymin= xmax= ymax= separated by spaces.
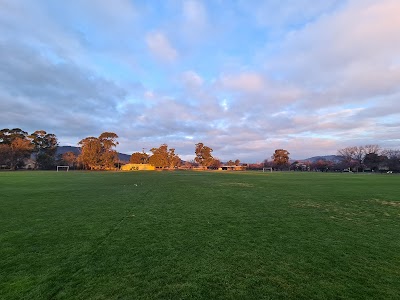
xmin=121 ymin=164 xmax=155 ymax=171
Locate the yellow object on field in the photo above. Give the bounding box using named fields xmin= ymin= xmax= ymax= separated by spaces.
xmin=121 ymin=164 xmax=155 ymax=171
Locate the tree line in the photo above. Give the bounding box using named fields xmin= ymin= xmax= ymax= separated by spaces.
xmin=0 ymin=129 xmax=222 ymax=170
xmin=254 ymin=145 xmax=400 ymax=172
xmin=336 ymin=145 xmax=400 ymax=172
xmin=1 ymin=128 xmax=399 ymax=172
xmin=129 ymin=143 xmax=221 ymax=169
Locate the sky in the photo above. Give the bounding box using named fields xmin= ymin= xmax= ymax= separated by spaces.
xmin=1 ymin=0 xmax=400 ymax=162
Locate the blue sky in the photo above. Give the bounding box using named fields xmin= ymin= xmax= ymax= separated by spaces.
xmin=1 ymin=0 xmax=399 ymax=162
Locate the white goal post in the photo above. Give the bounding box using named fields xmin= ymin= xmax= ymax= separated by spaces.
xmin=57 ymin=166 xmax=70 ymax=172
xmin=263 ymin=167 xmax=273 ymax=172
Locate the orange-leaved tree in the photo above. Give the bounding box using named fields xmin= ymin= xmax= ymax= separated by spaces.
xmin=149 ymin=144 xmax=181 ymax=169
xmin=195 ymin=143 xmax=214 ymax=167
xmin=130 ymin=152 xmax=149 ymax=164
xmin=78 ymin=132 xmax=119 ymax=170
xmin=0 ymin=128 xmax=33 ymax=169
xmin=271 ymin=149 xmax=290 ymax=169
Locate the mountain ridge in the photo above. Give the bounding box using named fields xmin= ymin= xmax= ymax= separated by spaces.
xmin=298 ymin=155 xmax=342 ymax=163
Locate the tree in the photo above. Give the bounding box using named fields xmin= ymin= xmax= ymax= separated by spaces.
xmin=130 ymin=152 xmax=149 ymax=164
xmin=101 ymin=150 xmax=119 ymax=170
xmin=99 ymin=132 xmax=119 ymax=150
xmin=78 ymin=137 xmax=102 ymax=170
xmin=195 ymin=143 xmax=214 ymax=167
xmin=338 ymin=146 xmax=356 ymax=163
xmin=364 ymin=144 xmax=381 ymax=155
xmin=0 ymin=128 xmax=29 ymax=144
xmin=382 ymin=149 xmax=400 ymax=172
xmin=10 ymin=137 xmax=34 ymax=170
xmin=99 ymin=132 xmax=119 ymax=169
xmin=0 ymin=144 xmax=11 ymax=167
xmin=0 ymin=128 xmax=33 ymax=169
xmin=271 ymin=149 xmax=290 ymax=169
xmin=312 ymin=159 xmax=333 ymax=172
xmin=167 ymin=148 xmax=181 ymax=169
xmin=149 ymin=144 xmax=169 ymax=169
xmin=209 ymin=158 xmax=221 ymax=169
xmin=338 ymin=145 xmax=381 ymax=172
xmin=226 ymin=159 xmax=240 ymax=166
xmin=363 ymin=153 xmax=383 ymax=171
xmin=78 ymin=132 xmax=119 ymax=170
xmin=30 ymin=130 xmax=58 ymax=169
xmin=149 ymin=144 xmax=181 ymax=169
xmin=61 ymin=151 xmax=77 ymax=168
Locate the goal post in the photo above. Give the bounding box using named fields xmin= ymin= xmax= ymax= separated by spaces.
xmin=57 ymin=166 xmax=69 ymax=172
xmin=263 ymin=167 xmax=272 ymax=172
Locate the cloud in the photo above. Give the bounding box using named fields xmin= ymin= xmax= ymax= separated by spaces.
xmin=1 ymin=1 xmax=399 ymax=162
xmin=239 ymin=0 xmax=344 ymax=31
xmin=219 ymin=72 xmax=265 ymax=93
xmin=0 ymin=39 xmax=127 ymax=140
xmin=146 ymin=31 xmax=178 ymax=63
xmin=266 ymin=0 xmax=400 ymax=106
xmin=182 ymin=0 xmax=208 ymax=29
xmin=182 ymin=71 xmax=204 ymax=89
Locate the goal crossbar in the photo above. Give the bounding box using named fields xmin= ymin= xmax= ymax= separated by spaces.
xmin=57 ymin=166 xmax=70 ymax=172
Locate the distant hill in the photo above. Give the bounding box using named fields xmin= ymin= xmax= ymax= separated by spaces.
xmin=300 ymin=155 xmax=343 ymax=163
xmin=56 ymin=146 xmax=80 ymax=156
xmin=57 ymin=146 xmax=131 ymax=162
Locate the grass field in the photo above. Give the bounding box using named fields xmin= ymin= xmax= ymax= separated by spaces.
xmin=1 ymin=171 xmax=399 ymax=299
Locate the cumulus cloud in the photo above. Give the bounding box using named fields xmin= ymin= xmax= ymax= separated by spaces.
xmin=0 ymin=39 xmax=126 ymax=141
xmin=146 ymin=31 xmax=178 ymax=63
xmin=266 ymin=0 xmax=400 ymax=105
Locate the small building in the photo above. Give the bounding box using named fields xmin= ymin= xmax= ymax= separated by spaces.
xmin=121 ymin=164 xmax=155 ymax=171
xmin=218 ymin=165 xmax=247 ymax=171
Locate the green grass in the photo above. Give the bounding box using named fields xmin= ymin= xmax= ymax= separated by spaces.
xmin=1 ymin=171 xmax=399 ymax=299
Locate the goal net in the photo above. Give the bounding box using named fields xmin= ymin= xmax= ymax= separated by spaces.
xmin=57 ymin=166 xmax=70 ymax=172
xmin=263 ymin=167 xmax=272 ymax=172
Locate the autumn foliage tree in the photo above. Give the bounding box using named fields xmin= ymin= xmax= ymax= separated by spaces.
xmin=10 ymin=138 xmax=34 ymax=169
xmin=61 ymin=151 xmax=77 ymax=168
xmin=227 ymin=160 xmax=235 ymax=166
xmin=148 ymin=144 xmax=181 ymax=169
xmin=78 ymin=137 xmax=102 ymax=169
xmin=167 ymin=148 xmax=181 ymax=169
xmin=226 ymin=159 xmax=241 ymax=166
xmin=130 ymin=152 xmax=149 ymax=164
xmin=209 ymin=158 xmax=221 ymax=169
xmin=0 ymin=128 xmax=34 ymax=169
xmin=271 ymin=149 xmax=290 ymax=169
xmin=99 ymin=132 xmax=119 ymax=169
xmin=195 ymin=143 xmax=214 ymax=167
xmin=78 ymin=132 xmax=119 ymax=170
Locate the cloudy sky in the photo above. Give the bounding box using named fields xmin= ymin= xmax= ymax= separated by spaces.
xmin=1 ymin=0 xmax=399 ymax=162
